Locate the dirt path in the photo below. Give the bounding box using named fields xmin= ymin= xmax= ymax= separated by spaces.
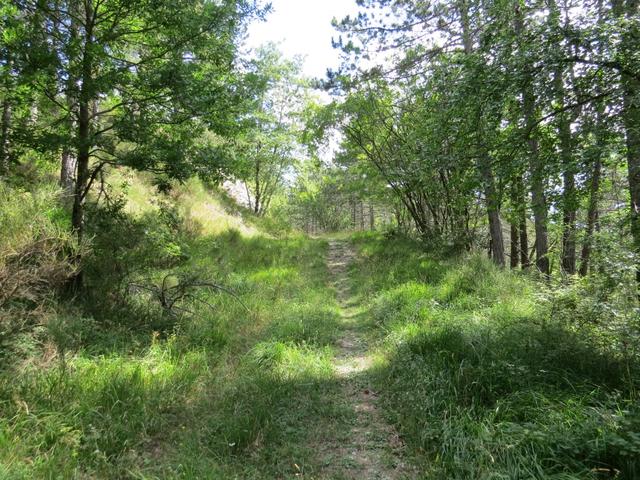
xmin=316 ymin=240 xmax=413 ymax=480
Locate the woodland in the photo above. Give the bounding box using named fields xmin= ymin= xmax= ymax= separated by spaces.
xmin=0 ymin=0 xmax=639 ymax=478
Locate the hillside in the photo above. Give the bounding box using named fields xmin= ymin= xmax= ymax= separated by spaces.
xmin=1 ymin=172 xmax=329 ymax=477
xmin=1 ymin=173 xmax=638 ymax=479
xmin=2 ymin=1 xmax=640 ymax=478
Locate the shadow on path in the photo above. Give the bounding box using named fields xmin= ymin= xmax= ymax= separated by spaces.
xmin=312 ymin=240 xmax=416 ymax=480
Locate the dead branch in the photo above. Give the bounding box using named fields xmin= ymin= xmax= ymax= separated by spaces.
xmin=128 ymin=272 xmax=250 ymax=318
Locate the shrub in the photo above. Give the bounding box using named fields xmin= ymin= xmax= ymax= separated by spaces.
xmin=82 ymin=194 xmax=192 ymax=327
xmin=0 ymin=184 xmax=81 ymax=355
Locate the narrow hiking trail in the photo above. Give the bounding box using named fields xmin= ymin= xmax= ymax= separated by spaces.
xmin=315 ymin=240 xmax=414 ymax=480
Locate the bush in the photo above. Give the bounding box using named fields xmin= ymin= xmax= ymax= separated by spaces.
xmin=82 ymin=194 xmax=192 ymax=327
xmin=0 ymin=184 xmax=81 ymax=356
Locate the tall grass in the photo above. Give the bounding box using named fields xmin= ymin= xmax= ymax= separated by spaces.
xmin=0 ymin=173 xmax=342 ymax=478
xmin=350 ymin=232 xmax=640 ymax=479
xmin=0 ymin=183 xmax=81 ymax=364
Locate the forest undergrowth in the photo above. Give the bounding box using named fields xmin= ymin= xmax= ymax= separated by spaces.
xmin=1 ymin=172 xmax=639 ymax=479
xmin=0 ymin=172 xmax=345 ymax=479
xmin=350 ymin=232 xmax=640 ymax=479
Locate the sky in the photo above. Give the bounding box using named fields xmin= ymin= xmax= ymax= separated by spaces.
xmin=244 ymin=0 xmax=359 ymax=79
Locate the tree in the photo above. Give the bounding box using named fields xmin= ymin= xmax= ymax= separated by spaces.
xmin=329 ymin=0 xmax=639 ymax=281
xmin=9 ymin=0 xmax=259 ymax=287
xmin=613 ymin=0 xmax=640 ymax=283
xmin=235 ymin=45 xmax=309 ymax=216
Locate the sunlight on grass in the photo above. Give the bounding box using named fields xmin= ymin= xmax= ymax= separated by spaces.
xmin=248 ymin=266 xmax=299 ymax=284
xmin=108 ymin=169 xmax=259 ymax=237
xmin=108 ymin=169 xmax=159 ymax=216
xmin=350 ymin=232 xmax=640 ymax=479
xmin=251 ymin=341 xmax=335 ymax=381
xmin=0 ymin=174 xmax=343 ymax=479
xmin=178 ymin=178 xmax=258 ymax=237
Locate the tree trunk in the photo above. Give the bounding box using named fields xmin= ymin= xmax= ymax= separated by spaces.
xmin=253 ymin=156 xmax=261 ymax=215
xmin=556 ymin=83 xmax=577 ymax=275
xmin=512 ymin=175 xmax=529 ymax=268
xmin=624 ymin=83 xmax=640 ymax=282
xmin=487 ymin=209 xmax=504 ymax=266
xmin=482 ymin=158 xmax=505 ymax=267
xmin=578 ymin=0 xmax=607 ymax=277
xmin=561 ymin=170 xmax=577 ymax=274
xmin=71 ymin=102 xmax=90 ymax=241
xmin=460 ymin=0 xmax=504 ymax=267
xmin=608 ymin=0 xmax=640 ymax=283
xmin=621 ymin=78 xmax=640 ymax=281
xmin=549 ymin=0 xmax=578 ymax=275
xmin=579 ymin=158 xmax=602 ymax=276
xmin=519 ymin=209 xmax=529 ymax=269
xmin=352 ymin=198 xmax=357 ymax=230
xmin=60 ymin=149 xmax=76 ymax=195
xmin=528 ymin=149 xmax=550 ymax=275
xmin=0 ymin=96 xmax=10 ymax=175
xmin=516 ymin=4 xmax=549 ymax=275
xmin=394 ymin=205 xmax=402 ymax=230
xmin=510 ymin=222 xmax=519 ymax=269
xmin=69 ymin=0 xmax=95 ymax=290
xmin=369 ymin=203 xmax=375 ymax=230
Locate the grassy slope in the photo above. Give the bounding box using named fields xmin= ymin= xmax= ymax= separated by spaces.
xmin=348 ymin=232 xmax=640 ymax=479
xmin=0 ymin=172 xmax=346 ymax=479
xmin=2 ymin=172 xmax=639 ymax=479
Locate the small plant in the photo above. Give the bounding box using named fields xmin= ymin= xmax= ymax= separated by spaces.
xmin=129 ymin=272 xmax=249 ymax=319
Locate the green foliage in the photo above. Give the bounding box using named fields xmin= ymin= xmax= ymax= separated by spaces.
xmin=287 ymin=161 xmax=358 ymax=232
xmin=350 ymin=233 xmax=640 ymax=479
xmin=0 ymin=174 xmax=344 ymax=478
xmin=324 ymin=0 xmax=640 ymax=275
xmin=81 ymin=194 xmax=192 ymax=327
xmin=0 ymin=183 xmax=81 ymax=356
xmin=231 ymin=44 xmax=313 ymax=216
xmin=2 ymin=1 xmax=640 ymax=477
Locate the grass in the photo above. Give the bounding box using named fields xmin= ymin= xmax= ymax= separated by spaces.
xmin=3 ymin=171 xmax=640 ymax=478
xmin=349 ymin=231 xmax=640 ymax=479
xmin=0 ymin=172 xmax=349 ymax=479
xmin=0 ymin=225 xmax=351 ymax=477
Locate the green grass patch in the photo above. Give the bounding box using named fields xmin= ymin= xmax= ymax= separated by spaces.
xmin=0 ymin=176 xmax=345 ymax=478
xmin=350 ymin=232 xmax=640 ymax=479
